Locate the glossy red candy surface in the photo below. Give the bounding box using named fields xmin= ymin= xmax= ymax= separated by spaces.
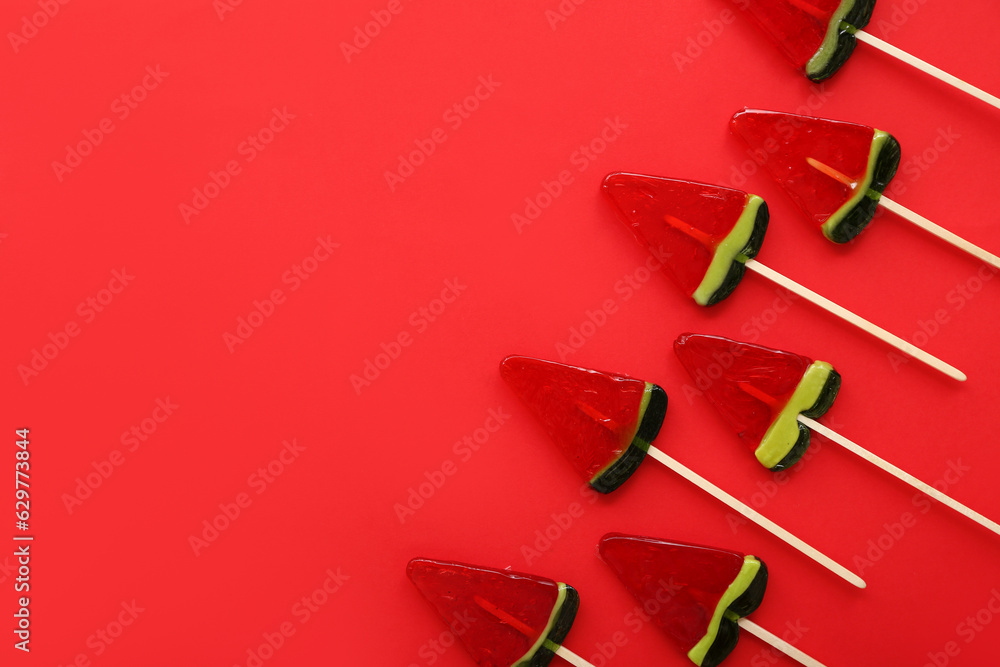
xmin=599 ymin=534 xmax=749 ymax=653
xmin=407 ymin=558 xmax=560 ymax=666
xmin=500 ymin=355 xmax=647 ymax=483
xmin=602 ymin=173 xmax=750 ymax=298
xmin=731 ymin=109 xmax=876 ymax=228
xmin=673 ymin=334 xmax=811 ymax=451
xmin=733 ymin=0 xmax=845 ymax=70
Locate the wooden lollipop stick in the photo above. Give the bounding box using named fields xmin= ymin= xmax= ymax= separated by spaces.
xmin=805 ymin=157 xmax=1000 ymax=269
xmin=854 ymin=31 xmax=1000 ymax=111
xmin=743 ymin=259 xmax=966 ymax=382
xmin=554 ymin=646 xmax=597 ymax=667
xmin=739 ymin=618 xmax=828 ymax=667
xmin=878 ymin=196 xmax=1000 ymax=269
xmin=645 ymin=445 xmax=866 ymax=588
xmin=799 ymin=415 xmax=1000 ymax=537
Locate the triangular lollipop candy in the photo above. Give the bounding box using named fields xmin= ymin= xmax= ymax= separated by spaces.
xmin=602 ymin=171 xmax=965 ymax=381
xmin=599 ymin=534 xmax=766 ymax=666
xmin=731 ymin=0 xmax=875 ymax=81
xmin=500 ymin=355 xmax=668 ymax=493
xmin=674 ymin=333 xmax=840 ymax=470
xmin=602 ymin=173 xmax=767 ymax=306
xmin=675 ymin=333 xmax=1000 ymax=538
xmin=407 ymin=558 xmax=587 ymax=667
xmin=731 ymin=109 xmax=899 ymax=243
xmin=731 ymin=109 xmax=1000 ymax=266
xmin=729 ymin=0 xmax=1000 ymax=109
xmin=502 ymin=355 xmax=865 ymax=588
xmin=599 ymin=534 xmax=827 ymax=667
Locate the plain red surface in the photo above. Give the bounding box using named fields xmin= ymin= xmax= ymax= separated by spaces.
xmin=3 ymin=1 xmax=1000 ymax=666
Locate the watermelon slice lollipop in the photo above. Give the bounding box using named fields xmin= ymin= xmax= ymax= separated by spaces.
xmin=407 ymin=558 xmax=587 ymax=667
xmin=674 ymin=333 xmax=840 ymax=470
xmin=728 ymin=0 xmax=1000 ymax=108
xmin=730 ymin=109 xmax=899 ymax=244
xmin=730 ymin=0 xmax=875 ymax=81
xmin=731 ymin=109 xmax=1000 ymax=266
xmin=500 ymin=355 xmax=668 ymax=493
xmin=599 ymin=534 xmax=827 ymax=667
xmin=501 ymin=355 xmax=866 ymax=588
xmin=601 ymin=173 xmax=767 ymax=306
xmin=674 ymin=333 xmax=1000 ymax=538
xmin=601 ymin=171 xmax=965 ymax=381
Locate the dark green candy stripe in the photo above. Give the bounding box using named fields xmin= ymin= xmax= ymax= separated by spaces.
xmin=823 ymin=132 xmax=901 ymax=244
xmin=589 ymin=383 xmax=668 ymax=494
xmin=805 ymin=0 xmax=876 ymax=82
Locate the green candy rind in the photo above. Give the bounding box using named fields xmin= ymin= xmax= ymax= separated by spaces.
xmin=687 ymin=556 xmax=766 ymax=667
xmin=754 ymin=361 xmax=841 ymax=470
xmin=819 ymin=130 xmax=902 ymax=243
xmin=589 ymin=383 xmax=668 ymax=494
xmin=692 ymin=195 xmax=768 ymax=307
xmin=804 ymin=0 xmax=877 ymax=82
xmin=513 ymin=582 xmax=580 ymax=667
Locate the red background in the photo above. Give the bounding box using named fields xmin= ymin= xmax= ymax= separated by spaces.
xmin=4 ymin=1 xmax=1000 ymax=665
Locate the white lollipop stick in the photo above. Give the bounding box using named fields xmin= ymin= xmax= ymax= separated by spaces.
xmin=878 ymin=196 xmax=1000 ymax=270
xmin=854 ymin=31 xmax=1000 ymax=111
xmin=645 ymin=445 xmax=866 ymax=588
xmin=554 ymin=646 xmax=597 ymax=667
xmin=739 ymin=618 xmax=828 ymax=667
xmin=743 ymin=259 xmax=965 ymax=382
xmin=799 ymin=415 xmax=1000 ymax=537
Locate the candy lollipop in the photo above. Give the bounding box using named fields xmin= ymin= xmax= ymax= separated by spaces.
xmin=730 ymin=0 xmax=1000 ymax=110
xmin=601 ymin=172 xmax=965 ymax=381
xmin=674 ymin=333 xmax=1000 ymax=537
xmin=501 ymin=355 xmax=865 ymax=588
xmin=599 ymin=533 xmax=827 ymax=667
xmin=731 ymin=108 xmax=1000 ymax=267
xmin=407 ymin=558 xmax=594 ymax=667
